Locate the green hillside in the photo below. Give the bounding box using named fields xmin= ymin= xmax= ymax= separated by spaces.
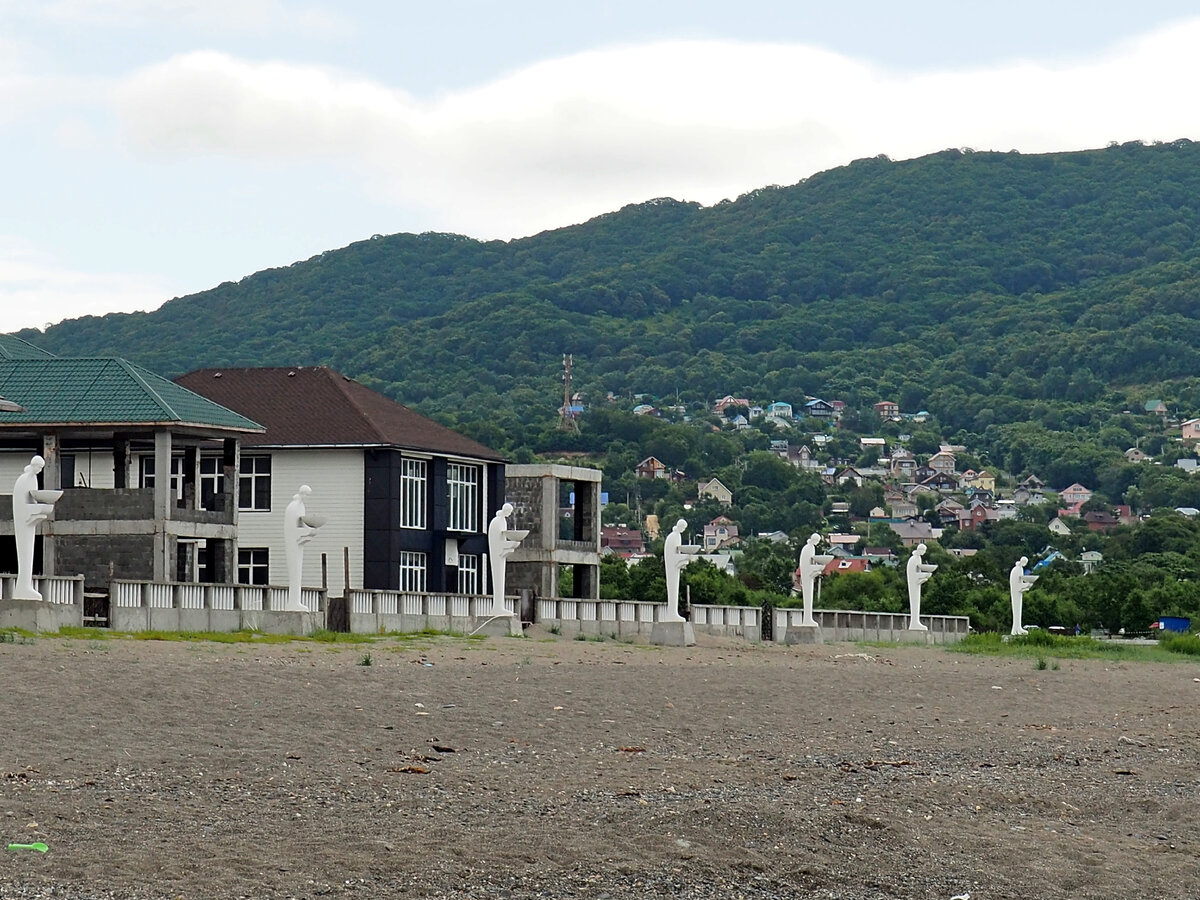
xmin=20 ymin=140 xmax=1200 ymax=438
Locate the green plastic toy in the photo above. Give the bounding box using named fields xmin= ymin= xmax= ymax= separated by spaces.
xmin=7 ymin=842 xmax=48 ymax=853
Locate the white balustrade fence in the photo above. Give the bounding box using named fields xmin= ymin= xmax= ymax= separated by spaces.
xmin=0 ymin=574 xmax=84 ymax=605
xmin=106 ymin=580 xmax=325 ymax=636
xmin=775 ymin=607 xmax=969 ymax=644
xmin=346 ymin=590 xmax=516 ymax=634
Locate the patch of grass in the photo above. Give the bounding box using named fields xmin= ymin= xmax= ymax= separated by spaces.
xmin=1035 ymin=656 xmax=1048 ymax=670
xmin=309 ymin=628 xmax=377 ymax=643
xmin=951 ymin=631 xmax=1184 ymax=662
xmin=0 ymin=627 xmax=37 ymax=644
xmin=1159 ymin=632 xmax=1200 ymax=657
xmin=357 ymin=652 xmax=373 ymax=666
xmin=548 ymin=624 xmax=562 ymax=635
xmin=573 ymin=632 xmax=588 ymax=641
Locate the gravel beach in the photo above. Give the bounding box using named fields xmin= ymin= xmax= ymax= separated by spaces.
xmin=0 ymin=630 xmax=1196 ymax=899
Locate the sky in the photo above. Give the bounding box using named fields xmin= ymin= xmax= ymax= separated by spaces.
xmin=3 ymin=1 xmax=1200 ymax=333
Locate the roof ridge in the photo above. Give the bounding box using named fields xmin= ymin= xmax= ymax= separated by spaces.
xmin=119 ymin=359 xmax=182 ymax=421
xmin=327 ymin=368 xmax=390 ymax=443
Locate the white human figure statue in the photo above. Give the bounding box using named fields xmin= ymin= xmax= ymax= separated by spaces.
xmin=12 ymin=455 xmax=57 ymax=601
xmin=906 ymin=542 xmax=938 ymax=631
xmin=1009 ymin=555 xmax=1038 ymax=636
xmin=283 ymin=485 xmax=319 ymax=612
xmin=798 ymin=532 xmax=833 ymax=626
xmin=663 ymin=518 xmax=700 ymax=622
xmin=487 ymin=503 xmax=527 ymax=617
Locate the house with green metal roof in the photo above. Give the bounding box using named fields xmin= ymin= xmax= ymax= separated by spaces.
xmin=0 ymin=354 xmax=263 ymax=588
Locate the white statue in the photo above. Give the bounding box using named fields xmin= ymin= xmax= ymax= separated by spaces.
xmin=283 ymin=485 xmax=322 ymax=612
xmin=1009 ymin=556 xmax=1038 ymax=636
xmin=487 ymin=503 xmax=527 ymax=617
xmin=797 ymin=532 xmax=833 ymax=626
xmin=662 ymin=518 xmax=700 ymax=622
xmin=906 ymin=542 xmax=938 ymax=631
xmin=12 ymin=455 xmax=59 ymax=601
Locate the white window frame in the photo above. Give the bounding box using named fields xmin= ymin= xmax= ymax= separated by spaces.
xmin=139 ymin=454 xmax=184 ymax=499
xmin=239 ymin=455 xmax=271 ymax=511
xmin=237 ymin=548 xmax=270 ymax=585
xmin=446 ymin=463 xmax=480 ymax=532
xmin=199 ymin=454 xmax=224 ymax=511
xmin=399 ymin=551 xmax=427 ymax=592
xmin=401 ymin=458 xmax=428 ymax=529
xmin=458 ymin=554 xmax=480 ymax=595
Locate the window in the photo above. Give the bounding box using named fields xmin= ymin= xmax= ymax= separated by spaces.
xmin=399 ymin=551 xmax=427 ymax=592
xmin=239 ymin=455 xmax=271 ymax=511
xmin=446 ymin=463 xmax=480 ymax=532
xmin=458 ymin=554 xmax=480 ymax=594
xmin=400 ymin=458 xmax=427 ymax=529
xmin=237 ymin=548 xmax=269 ymax=585
xmin=139 ymin=454 xmax=183 ymax=499
xmin=199 ymin=455 xmax=224 ymax=511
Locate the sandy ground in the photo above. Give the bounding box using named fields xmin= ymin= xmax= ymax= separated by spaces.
xmin=0 ymin=629 xmax=1198 ymax=899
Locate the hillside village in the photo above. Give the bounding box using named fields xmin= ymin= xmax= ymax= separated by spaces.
xmin=576 ymin=388 xmax=1200 ymax=631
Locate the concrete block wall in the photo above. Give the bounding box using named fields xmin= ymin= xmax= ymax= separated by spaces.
xmin=55 ymin=534 xmax=156 ymax=585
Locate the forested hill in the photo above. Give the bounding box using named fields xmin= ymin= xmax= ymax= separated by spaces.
xmin=20 ymin=140 xmax=1200 ymax=441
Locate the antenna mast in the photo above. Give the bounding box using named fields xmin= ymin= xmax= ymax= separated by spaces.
xmin=559 ymin=353 xmax=578 ymax=431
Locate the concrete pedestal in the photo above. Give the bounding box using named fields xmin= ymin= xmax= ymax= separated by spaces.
xmin=784 ymin=622 xmax=823 ymax=645
xmin=650 ymin=620 xmax=696 ymax=647
xmin=0 ymin=599 xmax=84 ymax=633
xmin=471 ymin=614 xmax=522 ymax=637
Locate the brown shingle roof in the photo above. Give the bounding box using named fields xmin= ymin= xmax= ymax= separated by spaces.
xmin=175 ymin=367 xmax=504 ymax=461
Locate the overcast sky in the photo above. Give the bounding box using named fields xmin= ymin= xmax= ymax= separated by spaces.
xmin=3 ymin=1 xmax=1200 ymax=333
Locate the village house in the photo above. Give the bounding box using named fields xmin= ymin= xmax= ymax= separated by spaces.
xmin=888 ymin=519 xmax=941 ymax=547
xmin=803 ymin=398 xmax=835 ymax=419
xmin=600 ymin=525 xmax=645 ymax=558
xmin=823 ymin=557 xmax=871 ymax=576
xmin=766 ymin=401 xmax=793 ymax=420
xmin=712 ymin=395 xmax=750 ymax=417
xmin=635 ymin=456 xmax=668 ymax=479
xmin=697 ymin=477 xmax=733 ymax=507
xmin=1182 ymin=419 xmax=1200 ymax=442
xmin=873 ymin=400 xmax=900 ymax=419
xmin=927 ymin=450 xmax=956 ymax=476
xmin=703 ymin=515 xmax=740 ymax=551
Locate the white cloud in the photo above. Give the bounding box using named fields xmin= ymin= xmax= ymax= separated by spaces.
xmin=0 ymin=238 xmax=176 ymax=331
xmin=40 ymin=0 xmax=348 ymax=36
xmin=111 ymin=20 xmax=1200 ymax=240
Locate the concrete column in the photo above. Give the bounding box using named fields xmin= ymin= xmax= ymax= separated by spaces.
xmin=153 ymin=430 xmax=173 ymax=581
xmin=539 ymin=473 xmax=557 ymax=551
xmin=40 ymin=432 xmax=59 ymax=577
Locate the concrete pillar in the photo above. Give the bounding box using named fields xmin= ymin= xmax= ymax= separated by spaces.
xmin=40 ymin=432 xmax=59 ymax=577
xmin=153 ymin=430 xmax=173 ymax=581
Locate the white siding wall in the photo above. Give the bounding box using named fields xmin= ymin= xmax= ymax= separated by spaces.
xmin=0 ymin=453 xmax=29 ymax=489
xmin=0 ymin=450 xmax=117 ymax=489
xmin=236 ymin=449 xmax=365 ymax=598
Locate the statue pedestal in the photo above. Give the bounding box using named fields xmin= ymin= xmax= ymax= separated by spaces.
xmin=472 ymin=614 xmax=522 ymax=637
xmin=784 ymin=622 xmax=823 ymax=645
xmin=650 ymin=620 xmax=695 ymax=647
xmin=0 ymin=598 xmax=83 ymax=633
